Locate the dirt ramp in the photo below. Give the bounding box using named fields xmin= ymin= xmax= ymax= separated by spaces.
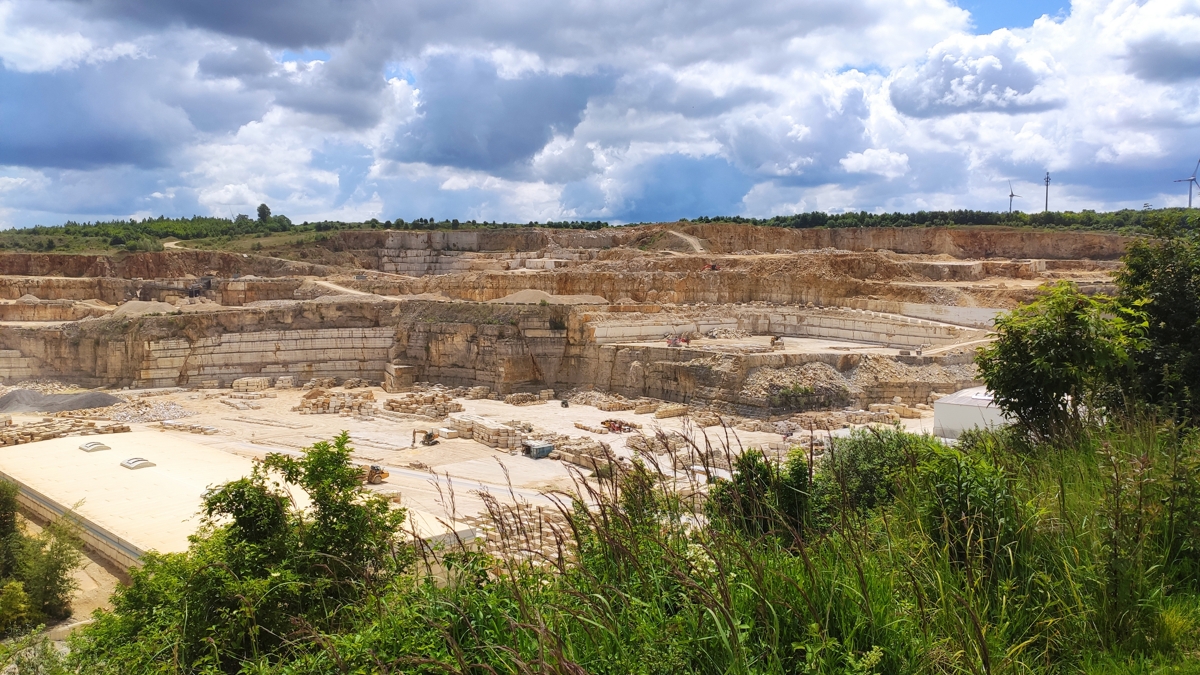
xmin=0 ymin=390 xmax=120 ymax=413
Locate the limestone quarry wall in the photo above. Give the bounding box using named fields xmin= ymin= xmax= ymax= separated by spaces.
xmin=0 ymin=251 xmax=333 ymax=280
xmin=0 ymin=277 xmax=135 ymax=304
xmin=0 ymin=299 xmax=978 ymax=412
xmin=676 ymin=224 xmax=1131 ymax=260
xmin=137 ymin=327 xmax=394 ymax=387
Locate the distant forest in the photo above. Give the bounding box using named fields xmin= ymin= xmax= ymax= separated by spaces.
xmin=0 ymin=206 xmax=1188 ymax=254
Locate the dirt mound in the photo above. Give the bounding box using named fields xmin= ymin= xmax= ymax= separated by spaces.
xmin=0 ymin=389 xmax=121 ymax=413
xmin=487 ymin=289 xmax=608 ymax=304
xmin=111 ymin=300 xmax=178 ymax=318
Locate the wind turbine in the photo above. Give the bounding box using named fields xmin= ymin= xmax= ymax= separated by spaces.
xmin=1175 ymin=158 xmax=1200 ymax=209
xmin=1008 ymin=181 xmax=1021 ymax=213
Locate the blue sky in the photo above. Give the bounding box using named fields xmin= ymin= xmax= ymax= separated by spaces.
xmin=0 ymin=0 xmax=1198 ymax=227
xmin=959 ymin=1 xmax=1068 ymax=33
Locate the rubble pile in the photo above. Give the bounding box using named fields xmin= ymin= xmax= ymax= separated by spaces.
xmin=0 ymin=381 xmax=82 ymax=396
xmin=705 ymin=327 xmax=751 ymax=339
xmin=384 ymin=392 xmax=463 ymax=418
xmin=0 ymin=418 xmax=130 ymax=446
xmin=159 ymin=420 xmax=219 ymax=435
xmin=504 ymin=392 xmax=543 ymax=406
xmin=294 ymin=389 xmax=377 ymax=415
xmin=341 ymin=378 xmax=368 ymax=389
xmin=741 ymin=362 xmax=852 ymax=402
xmin=568 ymin=391 xmax=637 ymax=411
xmin=654 ymin=404 xmax=688 ymax=419
xmin=690 ymin=411 xmax=723 ymax=427
xmin=849 ymin=355 xmax=978 ymax=389
xmin=302 ymin=378 xmax=339 ymax=390
xmin=56 ymin=399 xmax=197 ymax=423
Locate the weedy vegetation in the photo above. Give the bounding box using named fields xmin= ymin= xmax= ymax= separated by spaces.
xmin=8 ymin=218 xmax=1200 ymax=673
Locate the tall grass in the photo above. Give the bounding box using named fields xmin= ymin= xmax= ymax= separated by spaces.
xmin=63 ymin=420 xmax=1200 ymax=674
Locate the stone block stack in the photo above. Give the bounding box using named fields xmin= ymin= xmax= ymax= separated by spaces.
xmin=275 ymin=376 xmax=296 ymax=389
xmin=504 ymin=392 xmax=542 ymax=406
xmin=384 ymin=392 xmax=464 ymax=418
xmin=538 ymin=389 xmax=555 ymax=401
xmin=654 ymin=404 xmax=688 ymax=419
xmin=465 ymin=386 xmax=491 ymax=400
xmin=447 ymin=414 xmax=522 ymax=449
xmin=232 ymin=377 xmax=271 ymax=392
xmin=0 ymin=419 xmax=130 ymax=446
xmin=293 ymin=389 xmax=377 ymax=415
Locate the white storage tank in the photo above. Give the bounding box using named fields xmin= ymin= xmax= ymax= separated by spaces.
xmin=933 ymin=386 xmax=1010 ymax=439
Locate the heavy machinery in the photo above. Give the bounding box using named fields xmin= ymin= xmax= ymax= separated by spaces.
xmin=412 ymin=428 xmax=440 ymax=447
xmin=357 ymin=464 xmax=389 ymax=484
xmin=601 ymin=419 xmax=635 ymax=433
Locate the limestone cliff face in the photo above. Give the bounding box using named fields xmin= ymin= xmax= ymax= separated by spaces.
xmin=0 ymin=251 xmax=335 ymax=279
xmin=0 ymin=298 xmax=978 ymax=413
xmin=672 ymin=224 xmax=1131 ymax=260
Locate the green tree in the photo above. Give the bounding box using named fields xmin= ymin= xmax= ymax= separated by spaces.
xmin=256 ymin=203 xmax=271 ymax=223
xmin=976 ymin=281 xmax=1145 ymax=441
xmin=1117 ymin=224 xmax=1200 ymax=421
xmin=69 ymin=432 xmax=408 ymax=673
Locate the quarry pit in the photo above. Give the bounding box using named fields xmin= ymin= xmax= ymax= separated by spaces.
xmin=0 ymin=222 xmax=1127 ymax=579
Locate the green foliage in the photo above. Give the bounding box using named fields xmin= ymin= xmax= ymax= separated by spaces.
xmin=917 ymin=445 xmax=1019 ymax=570
xmin=1117 ymin=223 xmax=1200 ymax=421
xmin=17 ymin=518 xmax=82 ymax=622
xmin=977 ymin=280 xmax=1145 ymax=440
xmin=68 ymin=432 xmax=408 ymax=673
xmin=686 ymin=207 xmax=1185 ymax=234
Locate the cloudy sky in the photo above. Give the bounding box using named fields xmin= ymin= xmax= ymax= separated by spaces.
xmin=0 ymin=0 xmax=1197 ymax=227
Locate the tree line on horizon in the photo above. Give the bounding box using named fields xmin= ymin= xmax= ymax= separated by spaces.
xmin=0 ymin=205 xmax=1188 ymax=255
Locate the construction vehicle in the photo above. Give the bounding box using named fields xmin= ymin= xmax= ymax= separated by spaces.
xmin=412 ymin=428 xmax=440 ymax=447
xmin=357 ymin=464 xmax=389 ymax=484
xmin=601 ymin=419 xmax=635 ymax=433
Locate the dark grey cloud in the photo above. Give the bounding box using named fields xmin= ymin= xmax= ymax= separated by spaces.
xmin=607 ymin=154 xmax=755 ymax=222
xmin=197 ymin=44 xmax=277 ymax=79
xmin=64 ymin=0 xmax=368 ymax=47
xmin=1126 ymin=39 xmax=1200 ymax=83
xmin=389 ymin=55 xmax=613 ymax=171
xmin=0 ymin=62 xmax=192 ymax=169
xmin=890 ymin=38 xmax=1061 ymax=117
xmin=612 ymin=71 xmax=774 ymax=119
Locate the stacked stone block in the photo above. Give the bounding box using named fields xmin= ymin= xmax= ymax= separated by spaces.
xmin=383 ymin=392 xmax=464 ymax=418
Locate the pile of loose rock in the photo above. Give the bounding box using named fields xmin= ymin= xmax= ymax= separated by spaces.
xmin=504 ymin=392 xmax=543 ymax=406
xmin=56 ymin=399 xmax=197 ymax=423
xmin=159 ymin=420 xmax=220 ymax=435
xmin=0 ymin=418 xmax=130 ymax=446
xmin=384 ymin=392 xmax=463 ymax=418
xmin=302 ymin=378 xmax=339 ymax=390
xmin=294 ymin=389 xmax=377 ymax=415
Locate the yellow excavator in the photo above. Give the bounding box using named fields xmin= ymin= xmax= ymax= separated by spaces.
xmin=412 ymin=428 xmax=440 ymax=447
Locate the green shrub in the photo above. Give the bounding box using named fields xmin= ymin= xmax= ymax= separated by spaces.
xmin=918 ymin=446 xmax=1019 ymax=570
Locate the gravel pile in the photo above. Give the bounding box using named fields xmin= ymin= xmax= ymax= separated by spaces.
xmin=0 ymin=390 xmax=122 ymax=413
xmin=848 ymin=355 xmax=978 ymax=385
xmin=55 ymin=399 xmax=197 ymax=423
xmin=741 ymin=362 xmax=852 ymax=400
xmin=705 ymin=327 xmax=751 ymax=339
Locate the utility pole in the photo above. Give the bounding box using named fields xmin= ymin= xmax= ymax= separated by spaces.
xmin=1044 ymin=172 xmax=1051 ymax=212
